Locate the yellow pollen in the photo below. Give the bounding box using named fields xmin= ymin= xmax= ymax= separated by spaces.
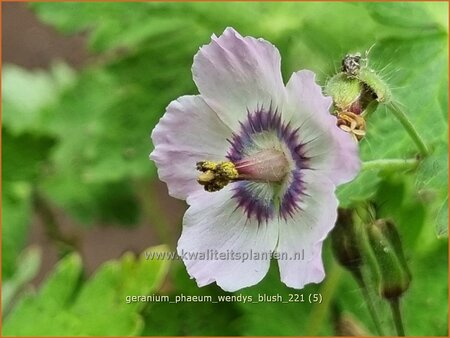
xmin=196 ymin=160 xmax=239 ymax=192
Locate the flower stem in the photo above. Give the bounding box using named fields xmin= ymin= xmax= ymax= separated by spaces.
xmin=389 ymin=102 xmax=430 ymax=158
xmin=362 ymin=158 xmax=419 ymax=172
xmin=351 ymin=268 xmax=384 ymax=336
xmin=389 ymin=298 xmax=405 ymax=336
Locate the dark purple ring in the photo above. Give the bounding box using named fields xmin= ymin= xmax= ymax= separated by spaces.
xmin=226 ymin=106 xmax=309 ymax=224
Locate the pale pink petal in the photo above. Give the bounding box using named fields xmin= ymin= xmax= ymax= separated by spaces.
xmin=178 ymin=186 xmax=279 ymax=292
xmin=285 ymin=70 xmax=360 ymax=185
xmin=150 ymin=95 xmax=232 ymax=201
xmin=276 ymin=170 xmax=337 ymax=289
xmin=192 ymin=27 xmax=286 ymax=131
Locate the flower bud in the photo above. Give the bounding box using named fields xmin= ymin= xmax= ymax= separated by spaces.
xmin=331 ymin=209 xmax=363 ymax=272
xmin=325 ymin=73 xmax=363 ymax=114
xmin=366 ymin=219 xmax=411 ymax=300
xmin=325 ymin=53 xmax=392 ymax=117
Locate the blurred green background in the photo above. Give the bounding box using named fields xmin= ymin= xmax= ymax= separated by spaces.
xmin=2 ymin=2 xmax=448 ymax=336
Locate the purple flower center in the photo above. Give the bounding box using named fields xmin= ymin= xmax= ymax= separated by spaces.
xmin=227 ymin=107 xmax=308 ymax=223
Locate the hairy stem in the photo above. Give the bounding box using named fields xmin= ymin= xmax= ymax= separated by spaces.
xmin=389 ymin=102 xmax=430 ymax=158
xmin=362 ymin=158 xmax=419 ymax=172
xmin=390 ymin=298 xmax=405 ymax=336
xmin=352 ymin=268 xmax=384 ymax=336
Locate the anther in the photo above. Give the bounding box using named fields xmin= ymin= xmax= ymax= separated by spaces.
xmin=337 ymin=111 xmax=366 ymax=142
xmin=196 ymin=161 xmax=239 ymax=192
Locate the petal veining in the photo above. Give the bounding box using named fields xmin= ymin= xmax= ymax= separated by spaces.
xmin=192 ymin=27 xmax=286 ymax=131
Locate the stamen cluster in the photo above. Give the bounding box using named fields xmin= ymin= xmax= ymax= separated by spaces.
xmin=196 ymin=160 xmax=239 ymax=192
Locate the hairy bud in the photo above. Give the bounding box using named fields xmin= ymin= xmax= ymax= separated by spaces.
xmin=331 ymin=208 xmax=363 ymax=272
xmin=367 ymin=219 xmax=411 ymax=300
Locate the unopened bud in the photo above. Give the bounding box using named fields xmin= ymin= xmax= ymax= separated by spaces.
xmin=367 ymin=219 xmax=411 ymax=299
xmin=325 ymin=53 xmax=392 ymax=117
xmin=325 ymin=73 xmax=363 ymax=114
xmin=331 ymin=209 xmax=363 ymax=272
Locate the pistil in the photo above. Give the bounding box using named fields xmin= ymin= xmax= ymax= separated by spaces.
xmin=234 ymin=149 xmax=289 ymax=182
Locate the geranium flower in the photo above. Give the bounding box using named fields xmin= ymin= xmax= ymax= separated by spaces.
xmin=150 ymin=28 xmax=360 ymax=292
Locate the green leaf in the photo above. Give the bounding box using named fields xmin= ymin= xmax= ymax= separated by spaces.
xmin=2 ymin=129 xmax=55 ymax=183
xmin=2 ymin=184 xmax=33 ymax=280
xmin=435 ymin=198 xmax=448 ymax=238
xmin=416 ymin=152 xmax=448 ymax=195
xmin=365 ymin=2 xmax=448 ymax=31
xmin=2 ymin=129 xmax=55 ymax=278
xmin=416 ymin=143 xmax=449 ymax=236
xmin=372 ymin=176 xmax=427 ymax=250
xmin=3 ymin=246 xmax=170 ymax=336
xmin=31 ymin=3 xmax=187 ymax=52
xmin=3 ymin=253 xmax=83 ymax=336
xmin=2 ymin=63 xmax=76 ymax=135
xmin=40 ymin=175 xmax=140 ymax=226
xmin=401 ymin=241 xmax=448 ymax=335
xmin=2 ymin=246 xmax=42 ymax=315
xmin=337 ymin=170 xmax=382 ymax=208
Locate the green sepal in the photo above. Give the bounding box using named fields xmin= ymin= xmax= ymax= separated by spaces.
xmin=324 ymin=73 xmax=362 ymax=112
xmin=357 ymin=67 xmax=392 ymax=104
